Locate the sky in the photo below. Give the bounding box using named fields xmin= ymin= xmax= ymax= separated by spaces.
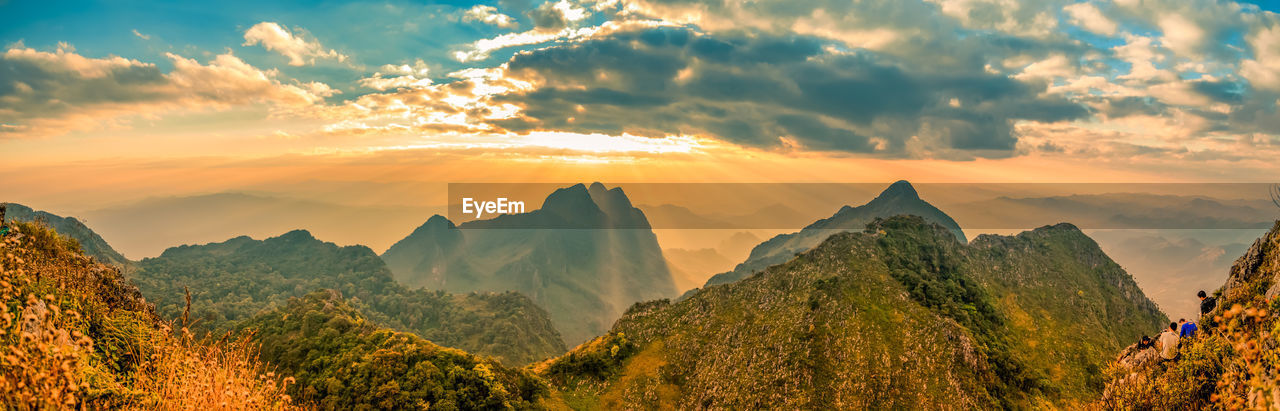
xmin=3 ymin=0 xmax=1280 ymax=211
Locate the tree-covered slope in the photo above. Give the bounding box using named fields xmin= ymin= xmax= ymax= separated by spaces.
xmin=382 ymin=182 xmax=677 ymax=345
xmin=540 ymin=216 xmax=1165 ymax=409
xmin=130 ymin=229 xmax=565 ymax=365
xmin=966 ymin=223 xmax=1168 ymax=396
xmin=701 ymin=180 xmax=966 ymax=288
xmin=241 ymin=290 xmax=554 ymax=409
xmin=3 ymin=202 xmax=129 ymax=266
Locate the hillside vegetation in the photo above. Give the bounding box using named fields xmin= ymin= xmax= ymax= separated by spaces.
xmin=1101 ymin=221 xmax=1280 ymax=409
xmin=129 ymin=229 xmax=566 ymax=365
xmin=3 ymin=203 xmax=129 ymax=266
xmin=241 ymin=290 xmax=554 ymax=409
xmin=540 ymin=216 xmax=1165 ymax=409
xmin=0 ymin=221 xmax=295 ymax=409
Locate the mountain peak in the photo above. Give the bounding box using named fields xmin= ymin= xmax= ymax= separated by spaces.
xmin=875 ymin=180 xmax=920 ymax=201
xmin=278 ymin=229 xmax=317 ymax=242
xmin=540 ymin=183 xmax=600 ymax=214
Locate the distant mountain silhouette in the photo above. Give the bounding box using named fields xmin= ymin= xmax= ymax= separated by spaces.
xmin=2 ymin=202 xmax=128 ymax=266
xmin=717 ymin=231 xmax=763 ymax=262
xmin=663 ymin=247 xmax=735 ymax=291
xmin=79 ymin=192 xmax=432 ymax=258
xmin=700 ymin=181 xmax=965 ymax=288
xmin=382 ymin=183 xmax=678 ymax=345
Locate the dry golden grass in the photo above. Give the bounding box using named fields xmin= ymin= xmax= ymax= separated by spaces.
xmin=0 ymin=222 xmax=301 ymax=410
xmin=126 ymin=327 xmax=298 ymax=410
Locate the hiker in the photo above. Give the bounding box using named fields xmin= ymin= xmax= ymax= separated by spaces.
xmin=1178 ymin=318 xmax=1198 ymax=338
xmin=0 ymin=203 xmax=7 ymax=237
xmin=1137 ymin=335 xmax=1154 ymax=350
xmin=1156 ymin=322 xmax=1180 ymax=361
xmin=1199 ymin=290 xmax=1217 ymax=316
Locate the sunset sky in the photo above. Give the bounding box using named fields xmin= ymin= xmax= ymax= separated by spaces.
xmin=3 ymin=0 xmax=1280 ymax=212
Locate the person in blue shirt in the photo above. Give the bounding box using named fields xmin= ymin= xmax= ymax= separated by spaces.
xmin=1178 ymin=318 xmax=1198 ymax=338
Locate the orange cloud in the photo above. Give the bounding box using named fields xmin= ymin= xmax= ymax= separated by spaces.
xmin=0 ymin=43 xmax=331 ymax=138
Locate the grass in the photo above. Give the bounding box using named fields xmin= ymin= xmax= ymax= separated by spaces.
xmin=0 ymin=221 xmax=298 ymax=409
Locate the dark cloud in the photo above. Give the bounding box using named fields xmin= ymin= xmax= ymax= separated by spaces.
xmin=1097 ymin=97 xmax=1168 ymax=118
xmin=492 ymin=27 xmax=1087 ymax=157
xmin=1191 ymin=79 xmax=1248 ymax=104
xmin=0 ymin=47 xmax=322 ymax=138
xmin=525 ymin=1 xmax=570 ymax=29
xmin=0 ymin=53 xmax=169 ymax=121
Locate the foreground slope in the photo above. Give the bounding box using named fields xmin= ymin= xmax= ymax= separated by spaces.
xmin=382 ymin=182 xmax=677 ymax=345
xmin=541 ymin=216 xmax=1164 ymax=409
xmin=0 ymin=221 xmax=295 ymax=408
xmin=130 ymin=229 xmax=565 ymax=365
xmin=702 ymin=180 xmax=965 ymax=288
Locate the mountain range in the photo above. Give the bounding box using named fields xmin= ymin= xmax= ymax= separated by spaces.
xmin=381 ymin=182 xmax=678 ymax=345
xmin=8 ymin=184 xmax=1224 ymax=408
xmin=77 ymin=192 xmax=434 ymax=258
xmin=128 ymin=229 xmax=565 ymax=365
xmin=540 ymin=216 xmax=1166 ymax=408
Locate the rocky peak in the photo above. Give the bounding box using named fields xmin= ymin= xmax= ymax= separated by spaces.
xmin=872 ymin=180 xmax=921 ymax=202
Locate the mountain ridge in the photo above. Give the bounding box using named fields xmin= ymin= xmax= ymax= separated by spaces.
xmin=130 ymin=228 xmax=567 ymax=365
xmin=700 ymin=180 xmax=966 ymax=288
xmin=2 ymin=202 xmax=129 ymax=266
xmin=540 ymin=215 xmax=1165 ymax=408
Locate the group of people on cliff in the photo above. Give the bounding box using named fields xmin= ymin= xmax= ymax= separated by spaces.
xmin=1136 ymin=290 xmax=1217 ymax=362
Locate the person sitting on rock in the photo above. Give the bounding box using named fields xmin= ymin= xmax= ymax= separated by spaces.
xmin=1137 ymin=335 xmax=1154 ymax=349
xmin=1156 ymin=322 xmax=1180 ymax=361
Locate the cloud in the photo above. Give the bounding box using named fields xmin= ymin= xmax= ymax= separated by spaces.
xmin=526 ymin=0 xmax=588 ymax=30
xmin=131 ymin=29 xmax=151 ymax=40
xmin=242 ymin=22 xmax=348 ymax=66
xmin=332 ymin=0 xmax=1278 ymax=161
xmin=0 ymin=43 xmax=328 ymax=138
xmin=476 ymin=27 xmax=1087 ymax=157
xmin=1063 ymin=2 xmax=1118 ymax=36
xmin=453 ymin=19 xmax=669 ymax=62
xmin=307 ymin=66 xmax=533 ymax=137
xmin=357 ymin=60 xmax=434 ymax=91
xmin=1157 ymin=13 xmax=1208 ymax=58
xmin=462 ymin=5 xmax=518 ymax=28
xmin=1241 ymin=22 xmax=1280 ymax=91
